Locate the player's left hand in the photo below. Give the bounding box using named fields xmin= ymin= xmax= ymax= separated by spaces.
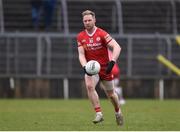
xmin=83 ymin=66 xmax=93 ymax=76
xmin=106 ymin=60 xmax=115 ymax=74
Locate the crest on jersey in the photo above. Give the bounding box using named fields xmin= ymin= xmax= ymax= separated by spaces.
xmin=96 ymin=37 xmax=101 ymax=42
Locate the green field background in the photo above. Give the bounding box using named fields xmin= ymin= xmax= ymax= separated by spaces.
xmin=0 ymin=99 xmax=179 ymax=131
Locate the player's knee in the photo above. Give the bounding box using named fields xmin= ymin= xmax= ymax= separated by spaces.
xmin=107 ymin=92 xmax=114 ymax=99
xmin=86 ymin=84 xmax=95 ymax=92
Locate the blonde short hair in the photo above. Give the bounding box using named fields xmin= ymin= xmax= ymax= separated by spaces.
xmin=82 ymin=10 xmax=95 ymax=18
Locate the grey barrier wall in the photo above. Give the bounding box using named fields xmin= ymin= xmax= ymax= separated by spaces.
xmin=0 ymin=33 xmax=180 ymax=78
xmin=0 ymin=33 xmax=180 ymax=99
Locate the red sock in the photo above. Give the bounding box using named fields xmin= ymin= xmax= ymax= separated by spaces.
xmin=95 ymin=107 xmax=101 ymax=112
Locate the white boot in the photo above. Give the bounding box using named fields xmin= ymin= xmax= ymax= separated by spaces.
xmin=93 ymin=112 xmax=104 ymax=124
xmin=115 ymin=112 xmax=123 ymax=126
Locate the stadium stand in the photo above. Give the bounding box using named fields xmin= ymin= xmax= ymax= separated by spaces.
xmin=67 ymin=0 xmax=119 ymax=33
xmin=176 ymin=1 xmax=180 ymax=33
xmin=122 ymin=1 xmax=174 ymax=34
xmin=2 ymin=0 xmax=63 ymax=32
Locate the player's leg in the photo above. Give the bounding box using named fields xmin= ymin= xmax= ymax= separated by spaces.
xmin=100 ymin=80 xmax=123 ymax=126
xmin=101 ymin=80 xmax=121 ymax=112
xmin=84 ymin=74 xmax=103 ymax=123
xmin=114 ymin=78 xmax=126 ymax=105
xmin=118 ymin=86 xmax=126 ymax=105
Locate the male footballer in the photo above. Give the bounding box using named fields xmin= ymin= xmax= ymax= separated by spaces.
xmin=76 ymin=10 xmax=123 ymax=126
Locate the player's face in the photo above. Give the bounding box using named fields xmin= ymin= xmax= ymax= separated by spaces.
xmin=83 ymin=15 xmax=96 ymax=31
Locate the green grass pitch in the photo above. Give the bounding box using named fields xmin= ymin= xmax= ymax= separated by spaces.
xmin=0 ymin=99 xmax=180 ymax=131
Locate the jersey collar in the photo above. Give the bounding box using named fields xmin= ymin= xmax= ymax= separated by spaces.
xmin=85 ymin=27 xmax=97 ymax=37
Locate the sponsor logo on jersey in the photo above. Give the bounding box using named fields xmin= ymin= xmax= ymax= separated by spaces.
xmin=86 ymin=43 xmax=102 ymax=50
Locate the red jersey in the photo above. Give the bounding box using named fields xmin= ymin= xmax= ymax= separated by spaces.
xmin=77 ymin=27 xmax=113 ymax=80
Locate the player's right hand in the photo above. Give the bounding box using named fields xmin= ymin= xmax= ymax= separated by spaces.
xmin=83 ymin=66 xmax=92 ymax=76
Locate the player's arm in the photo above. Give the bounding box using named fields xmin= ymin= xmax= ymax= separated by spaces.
xmin=78 ymin=46 xmax=92 ymax=76
xmin=78 ymin=46 xmax=87 ymax=67
xmin=106 ymin=39 xmax=121 ymax=74
xmin=102 ymin=30 xmax=121 ymax=62
xmin=107 ymin=39 xmax=121 ymax=62
xmin=77 ymin=36 xmax=92 ymax=76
